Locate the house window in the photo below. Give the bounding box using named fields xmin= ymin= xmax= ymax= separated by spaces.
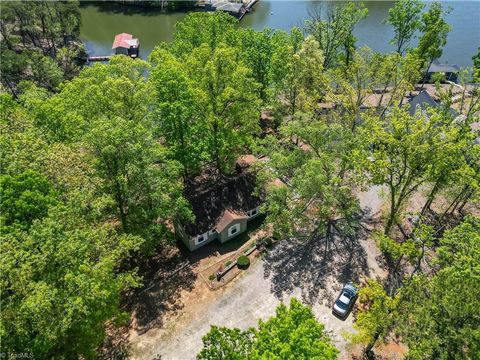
xmin=194 ymin=232 xmax=208 ymax=245
xmin=228 ymin=223 xmax=240 ymax=237
xmin=248 ymin=208 xmax=258 ymax=217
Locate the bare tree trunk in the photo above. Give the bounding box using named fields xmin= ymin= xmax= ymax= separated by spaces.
xmin=420 ymin=58 xmax=434 ymax=91
xmin=457 ymin=189 xmax=473 ymax=214
xmin=421 ymin=177 xmax=443 ymax=215
xmin=385 ymin=185 xmax=396 ymax=235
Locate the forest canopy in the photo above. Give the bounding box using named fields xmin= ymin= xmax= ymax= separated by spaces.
xmin=1 ymin=1 xmax=479 ymax=358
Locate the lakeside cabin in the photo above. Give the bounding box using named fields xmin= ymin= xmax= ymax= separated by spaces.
xmin=175 ymin=157 xmax=263 ymax=251
xmin=175 ymin=155 xmax=284 ymax=251
xmin=112 ymin=33 xmax=139 ymax=58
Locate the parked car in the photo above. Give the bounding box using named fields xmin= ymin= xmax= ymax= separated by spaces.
xmin=332 ymin=282 xmax=357 ymax=318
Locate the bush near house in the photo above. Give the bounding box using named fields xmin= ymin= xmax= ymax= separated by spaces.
xmin=264 ymin=237 xmax=274 ymax=247
xmin=237 ymin=255 xmax=250 ymax=269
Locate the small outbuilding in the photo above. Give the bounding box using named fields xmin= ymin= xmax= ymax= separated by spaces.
xmin=427 ymin=60 xmax=460 ymax=83
xmin=112 ymin=33 xmax=139 ymax=58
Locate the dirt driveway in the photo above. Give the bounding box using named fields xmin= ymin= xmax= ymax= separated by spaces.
xmin=128 ymin=187 xmax=387 ymax=360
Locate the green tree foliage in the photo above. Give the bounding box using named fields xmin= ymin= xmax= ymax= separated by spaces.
xmin=262 ymin=103 xmax=365 ymax=241
xmin=34 ymin=56 xmax=151 ymax=142
xmin=305 ymin=1 xmax=368 ymax=68
xmin=0 ymin=58 xmax=189 ymax=355
xmin=327 ymin=47 xmax=386 ymax=127
xmin=199 ymin=326 xmax=254 ymax=360
xmin=238 ymin=28 xmax=276 ymax=101
xmin=198 ymin=298 xmax=338 ymax=360
xmin=362 ymin=107 xmax=459 ymax=235
xmin=85 ymin=115 xmax=189 ymax=250
xmin=150 ymin=13 xmax=264 ymax=175
xmin=386 ymin=0 xmax=425 ymax=54
xmin=416 ymin=2 xmax=451 ymax=83
xmin=185 ymin=43 xmax=261 ymax=174
xmin=0 ymin=1 xmax=85 ymax=95
xmin=149 ymin=49 xmax=204 ymax=177
xmin=0 ymin=206 xmax=143 ymax=358
xmin=171 ymin=11 xmax=237 ymax=56
xmin=354 ymin=217 xmax=480 ymax=359
xmin=0 ymin=170 xmax=58 ymax=232
xmin=395 ymin=216 xmax=480 ymax=359
xmin=351 ymin=279 xmax=397 ymax=356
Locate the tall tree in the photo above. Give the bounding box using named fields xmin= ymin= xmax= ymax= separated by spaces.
xmin=238 ymin=28 xmax=275 ymax=101
xmin=328 ymin=47 xmax=385 ymax=130
xmin=305 ymin=1 xmax=368 ymax=68
xmin=171 ymin=11 xmax=237 ymax=56
xmin=350 ymin=279 xmax=397 ymax=358
xmin=386 ymin=0 xmax=425 ymax=55
xmin=186 ymin=43 xmax=261 ymax=175
xmin=381 ymin=217 xmax=479 ymax=359
xmin=354 ymin=217 xmax=480 ymax=359
xmin=0 ymin=1 xmax=84 ymax=94
xmin=149 ymin=49 xmax=204 ymax=177
xmin=0 ymin=170 xmax=58 ymax=232
xmin=85 ymin=115 xmax=190 ymax=251
xmin=271 ymin=34 xmax=325 ymax=125
xmin=0 ymin=206 xmax=143 ymax=358
xmin=416 ymin=2 xmax=451 ymax=87
xmin=363 ymin=107 xmax=448 ymax=235
xmin=32 ymin=56 xmax=150 ymax=143
xmin=263 ymin=108 xmax=366 ymax=244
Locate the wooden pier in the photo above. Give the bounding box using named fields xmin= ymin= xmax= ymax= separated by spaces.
xmin=239 ymin=0 xmax=259 ymax=20
xmin=88 ymin=55 xmax=112 ymax=62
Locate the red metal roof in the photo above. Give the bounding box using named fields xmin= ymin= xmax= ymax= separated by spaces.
xmin=112 ymin=33 xmax=139 ymax=49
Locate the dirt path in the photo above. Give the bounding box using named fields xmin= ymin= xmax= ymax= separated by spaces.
xmin=128 ymin=186 xmax=387 ymax=360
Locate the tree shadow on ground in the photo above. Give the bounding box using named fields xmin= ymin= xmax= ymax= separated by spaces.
xmin=263 ymin=210 xmax=376 ymax=305
xmin=123 ymin=246 xmax=197 ymax=336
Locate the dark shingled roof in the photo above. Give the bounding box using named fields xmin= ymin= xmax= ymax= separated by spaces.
xmin=184 ymin=171 xmax=264 ymax=236
xmin=428 ymin=60 xmax=460 ymax=74
xmin=408 ymin=91 xmax=439 ymax=116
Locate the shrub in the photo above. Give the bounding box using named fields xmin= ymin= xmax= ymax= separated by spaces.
xmin=264 ymin=237 xmax=273 ymax=247
xmin=237 ymin=255 xmax=250 ymax=269
xmin=209 ymin=274 xmax=216 ymax=281
xmin=225 ymin=260 xmax=232 ymax=267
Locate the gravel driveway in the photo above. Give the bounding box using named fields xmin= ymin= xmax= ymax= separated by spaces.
xmin=129 ymin=187 xmax=386 ymax=360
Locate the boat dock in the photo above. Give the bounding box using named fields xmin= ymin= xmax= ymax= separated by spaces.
xmin=88 ymin=33 xmax=140 ymax=63
xmin=203 ymin=0 xmax=259 ymax=20
xmin=239 ymin=0 xmax=259 ymax=20
xmin=88 ymin=55 xmax=112 ymax=62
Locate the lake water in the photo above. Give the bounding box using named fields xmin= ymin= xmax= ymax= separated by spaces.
xmin=80 ymin=1 xmax=480 ymax=67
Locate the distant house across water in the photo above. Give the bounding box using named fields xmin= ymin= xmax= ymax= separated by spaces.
xmin=112 ymin=33 xmax=140 ymax=58
xmin=427 ymin=59 xmax=460 ymax=83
